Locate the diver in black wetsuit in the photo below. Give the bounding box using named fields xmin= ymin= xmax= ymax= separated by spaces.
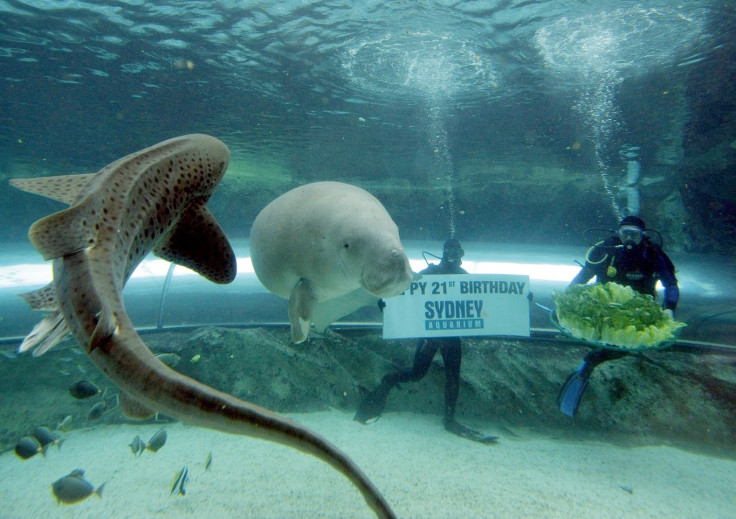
xmin=557 ymin=215 xmax=680 ymax=417
xmin=354 ymin=239 xmax=497 ymax=444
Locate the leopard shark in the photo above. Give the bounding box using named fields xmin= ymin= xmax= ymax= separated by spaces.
xmin=11 ymin=134 xmax=395 ymax=519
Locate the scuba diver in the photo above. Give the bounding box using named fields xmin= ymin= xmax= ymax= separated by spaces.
xmin=354 ymin=239 xmax=497 ymax=444
xmin=557 ymin=215 xmax=680 ymax=417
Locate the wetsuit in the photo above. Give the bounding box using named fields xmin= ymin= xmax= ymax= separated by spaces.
xmin=572 ymin=236 xmax=679 ymax=365
xmin=355 ymin=259 xmax=496 ymax=444
xmin=571 ymin=235 xmax=679 ymax=310
xmin=558 ymin=234 xmax=680 ymax=416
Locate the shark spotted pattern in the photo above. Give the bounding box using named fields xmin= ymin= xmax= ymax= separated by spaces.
xmin=11 ymin=134 xmax=395 ymax=519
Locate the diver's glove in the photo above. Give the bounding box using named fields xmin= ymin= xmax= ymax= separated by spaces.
xmin=663 ymin=309 xmax=674 ymax=320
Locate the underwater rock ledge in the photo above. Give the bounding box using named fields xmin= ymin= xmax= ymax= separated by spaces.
xmin=1 ymin=326 xmax=735 ymax=457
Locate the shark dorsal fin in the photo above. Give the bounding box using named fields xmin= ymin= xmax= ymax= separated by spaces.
xmin=10 ymin=173 xmax=96 ymax=205
xmin=154 ymin=202 xmax=236 ymax=284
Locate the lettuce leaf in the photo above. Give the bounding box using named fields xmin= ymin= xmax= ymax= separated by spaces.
xmin=552 ymin=282 xmax=686 ymax=349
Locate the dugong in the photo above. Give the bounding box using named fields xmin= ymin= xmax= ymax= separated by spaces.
xmin=250 ymin=181 xmax=413 ymax=343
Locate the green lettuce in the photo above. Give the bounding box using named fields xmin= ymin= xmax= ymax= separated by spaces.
xmin=552 ymin=282 xmax=686 ymax=349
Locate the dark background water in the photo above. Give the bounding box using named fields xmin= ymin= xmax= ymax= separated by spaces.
xmin=0 ymin=0 xmax=734 ymax=253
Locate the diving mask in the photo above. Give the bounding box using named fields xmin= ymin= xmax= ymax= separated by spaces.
xmin=618 ymin=225 xmax=643 ymax=247
xmin=443 ymin=245 xmax=464 ymax=264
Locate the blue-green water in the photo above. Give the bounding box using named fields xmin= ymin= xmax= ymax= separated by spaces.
xmin=1 ymin=1 xmax=733 ymax=246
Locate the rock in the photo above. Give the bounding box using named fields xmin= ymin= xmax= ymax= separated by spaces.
xmin=1 ymin=327 xmax=734 ymax=457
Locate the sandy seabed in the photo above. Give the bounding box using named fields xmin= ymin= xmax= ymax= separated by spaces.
xmin=0 ymin=409 xmax=733 ymax=519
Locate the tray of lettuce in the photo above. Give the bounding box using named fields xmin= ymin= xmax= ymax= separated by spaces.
xmin=551 ymin=282 xmax=686 ymax=351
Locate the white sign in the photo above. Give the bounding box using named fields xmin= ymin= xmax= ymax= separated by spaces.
xmin=382 ymin=274 xmax=530 ymax=339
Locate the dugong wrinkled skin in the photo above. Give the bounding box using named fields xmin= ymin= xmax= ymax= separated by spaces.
xmin=250 ymin=181 xmax=413 ymax=343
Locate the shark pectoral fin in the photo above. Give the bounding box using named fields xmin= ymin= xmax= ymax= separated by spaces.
xmin=27 ymin=201 xmax=101 ymax=260
xmin=89 ymin=306 xmax=118 ymax=354
xmin=119 ymin=391 xmax=157 ymax=420
xmin=18 ymin=311 xmax=70 ymax=356
xmin=311 ymin=288 xmax=380 ymax=332
xmin=153 ymin=203 xmax=236 ymax=284
xmin=288 ymin=279 xmax=318 ymax=344
xmin=10 ymin=173 xmax=96 ymax=205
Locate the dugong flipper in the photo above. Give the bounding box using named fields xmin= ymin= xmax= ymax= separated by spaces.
xmin=250 ymin=181 xmax=413 ymax=343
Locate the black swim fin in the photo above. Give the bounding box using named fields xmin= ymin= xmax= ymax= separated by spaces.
xmin=557 ymin=363 xmax=590 ymax=417
xmin=444 ymin=419 xmax=498 ymax=445
xmin=354 ymin=381 xmax=392 ymax=424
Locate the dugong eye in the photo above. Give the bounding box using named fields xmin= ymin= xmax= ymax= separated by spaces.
xmin=342 ymin=236 xmax=364 ymax=253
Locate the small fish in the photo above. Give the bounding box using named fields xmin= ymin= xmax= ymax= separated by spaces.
xmin=56 ymin=415 xmax=73 ymax=432
xmin=52 ymin=470 xmax=105 ymax=504
xmin=146 ymin=428 xmax=167 ymax=453
xmin=180 ymin=469 xmax=189 ymax=495
xmin=204 ymin=451 xmax=212 ymax=471
xmin=15 ymin=436 xmax=46 ymax=460
xmin=619 ymin=485 xmax=634 ymax=494
xmin=170 ymin=466 xmax=188 ymax=496
xmin=128 ymin=435 xmax=146 ymax=457
xmin=87 ymin=401 xmax=107 ymax=420
xmin=190 ymin=354 xmax=201 ymax=363
xmin=69 ymin=380 xmax=103 ymax=399
xmin=87 ymin=394 xmax=119 ymax=420
xmin=33 ymin=426 xmax=64 ymax=450
xmin=155 ymin=353 xmax=181 ymax=367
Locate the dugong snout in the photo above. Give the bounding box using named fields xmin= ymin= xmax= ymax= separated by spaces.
xmin=362 ymin=248 xmax=413 ymax=298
